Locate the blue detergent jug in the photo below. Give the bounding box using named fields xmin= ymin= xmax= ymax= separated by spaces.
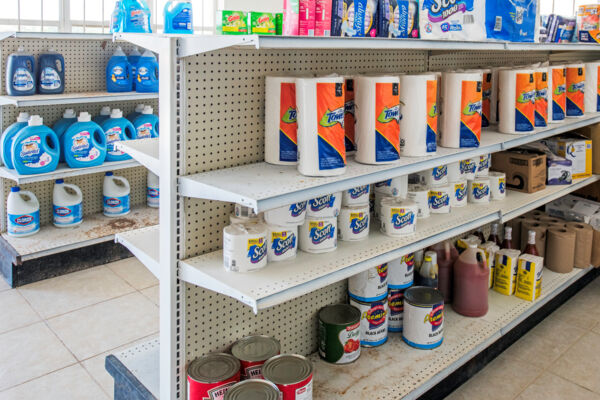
xmin=106 ymin=47 xmax=132 ymax=92
xmin=52 ymin=109 xmax=77 ymax=162
xmin=101 ymin=109 xmax=135 ymax=162
xmin=133 ymin=106 xmax=159 ymax=139
xmin=123 ymin=0 xmax=152 ymax=33
xmin=1 ymin=112 xmax=29 ymax=169
xmin=128 ymin=47 xmax=142 ymax=90
xmin=93 ymin=106 xmax=112 ymax=125
xmin=37 ymin=50 xmax=65 ymax=94
xmin=164 ymin=0 xmax=193 ymax=34
xmin=135 ymin=50 xmax=158 ymax=93
xmin=110 ymin=1 xmax=125 ymax=33
xmin=11 ymin=115 xmax=60 ymax=175
xmin=62 ymin=112 xmax=107 ymax=168
xmin=126 ymin=104 xmax=146 ymax=122
xmin=6 ymin=48 xmax=36 ymax=96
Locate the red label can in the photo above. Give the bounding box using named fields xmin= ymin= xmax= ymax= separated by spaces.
xmin=187 ymin=353 xmax=241 ymax=400
xmin=231 ymin=335 xmax=281 ymax=380
xmin=262 ymin=354 xmax=313 ymax=400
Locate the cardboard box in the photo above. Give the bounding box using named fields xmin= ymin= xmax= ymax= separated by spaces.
xmin=575 ymin=181 xmax=600 ymax=202
xmin=216 ymin=11 xmax=248 ymax=35
xmin=248 ymin=12 xmax=277 ymax=35
xmin=546 ymin=133 xmax=592 ymax=179
xmin=579 ymin=124 xmax=600 ymax=174
xmin=492 ymin=151 xmax=547 ymax=193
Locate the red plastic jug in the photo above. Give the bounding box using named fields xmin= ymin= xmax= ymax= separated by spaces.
xmin=453 ymin=243 xmax=489 ymax=317
xmin=431 ymin=241 xmax=455 ymax=303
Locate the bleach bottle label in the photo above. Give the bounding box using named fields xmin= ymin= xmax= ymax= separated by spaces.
xmin=103 ymin=194 xmax=130 ymax=216
xmin=13 ymin=68 xmax=34 ymax=92
xmin=8 ymin=210 xmax=40 ymax=236
xmin=18 ymin=135 xmax=54 ymax=169
xmin=147 ymin=187 xmax=159 ymax=208
xmin=71 ymin=131 xmax=101 ymax=162
xmin=53 ymin=204 xmax=83 ymax=226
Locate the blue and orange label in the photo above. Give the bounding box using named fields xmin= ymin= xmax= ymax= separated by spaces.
xmin=344 ymin=78 xmax=356 ymax=152
xmin=375 ymin=82 xmax=400 ymax=162
xmin=534 ymin=71 xmax=548 ymax=127
xmin=460 ymin=80 xmax=482 ymax=148
xmin=279 ymin=82 xmax=297 ymax=162
xmin=566 ymin=66 xmax=585 ymax=116
xmin=482 ymin=72 xmax=492 ymax=128
xmin=552 ymin=67 xmax=566 ymax=120
xmin=514 ymin=72 xmax=536 ymax=132
xmin=317 ymin=82 xmax=346 ymax=170
xmin=365 ymin=301 xmax=387 ymax=329
xmin=426 ymin=80 xmax=438 ymax=153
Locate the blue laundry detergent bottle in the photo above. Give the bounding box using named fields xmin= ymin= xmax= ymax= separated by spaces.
xmin=11 ymin=115 xmax=60 ymax=175
xmin=1 ymin=112 xmax=29 ymax=169
xmin=62 ymin=112 xmax=107 ymax=168
xmin=6 ymin=48 xmax=36 ymax=96
xmin=135 ymin=50 xmax=158 ymax=93
xmin=123 ymin=0 xmax=152 ymax=33
xmin=93 ymin=106 xmax=112 ymax=125
xmin=106 ymin=47 xmax=132 ymax=92
xmin=52 ymin=109 xmax=77 ymax=162
xmin=133 ymin=106 xmax=159 ymax=139
xmin=128 ymin=47 xmax=142 ymax=90
xmin=164 ymin=0 xmax=193 ymax=34
xmin=126 ymin=104 xmax=146 ymax=122
xmin=110 ymin=1 xmax=125 ymax=33
xmin=101 ymin=109 xmax=135 ymax=162
xmin=37 ymin=50 xmax=65 ymax=94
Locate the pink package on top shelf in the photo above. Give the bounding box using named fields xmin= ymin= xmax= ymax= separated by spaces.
xmin=284 ymin=0 xmax=300 ymax=35
xmin=299 ymin=0 xmax=316 ymax=36
xmin=315 ymin=0 xmax=332 ymax=36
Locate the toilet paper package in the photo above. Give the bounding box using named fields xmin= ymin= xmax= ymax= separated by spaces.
xmin=534 ymin=68 xmax=549 ymax=128
xmin=355 ymin=76 xmax=401 ymax=164
xmin=267 ymin=224 xmax=298 ymax=262
xmin=485 ymin=0 xmax=537 ymax=42
xmin=337 ymin=0 xmax=379 ymax=37
xmin=460 ymin=158 xmax=478 ymax=181
xmin=296 ymin=76 xmax=346 ymax=176
xmin=468 ymin=178 xmax=491 ymax=204
xmin=419 ymin=0 xmax=486 ymax=41
xmin=308 ymin=192 xmax=342 ymax=218
xmin=440 ymin=71 xmax=483 ymax=148
xmin=407 ymin=184 xmax=430 ymax=218
xmin=428 ymin=186 xmax=451 ymax=214
xmin=548 ymin=65 xmax=567 ymax=123
xmin=374 ymin=175 xmax=408 ymax=197
xmin=584 ymin=61 xmax=600 ymax=113
xmin=299 ymin=216 xmax=337 ymax=253
xmin=447 ymin=162 xmax=462 ymax=182
xmin=343 ymin=185 xmax=370 ymax=206
xmin=399 ymin=74 xmax=438 ymax=156
xmin=419 ymin=165 xmax=448 ymax=187
xmin=450 ymin=180 xmax=468 ymax=208
xmin=265 ymin=77 xmax=298 ymax=165
xmin=481 ymin=69 xmax=493 ymax=127
xmin=344 ymin=77 xmax=357 ymax=153
xmin=223 ymin=223 xmax=268 ymax=272
xmin=374 ymin=191 xmax=392 ymax=220
xmin=498 ymin=69 xmax=536 ymax=134
xmin=264 ymin=201 xmax=307 ymax=226
xmin=338 ymin=205 xmax=370 ymax=241
xmin=488 ymin=171 xmax=506 ymax=201
xmin=476 ymin=154 xmax=491 ymax=177
xmin=380 ymin=198 xmax=418 ymax=236
xmin=566 ymin=63 xmax=585 ymax=117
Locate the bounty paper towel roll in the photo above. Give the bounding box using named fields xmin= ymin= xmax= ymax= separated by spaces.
xmin=428 ymin=185 xmax=451 ymax=214
xmin=585 ymin=61 xmax=600 ymax=113
xmin=399 ymin=73 xmax=438 ymax=156
xmin=498 ymin=69 xmax=536 ymax=134
xmin=267 ymin=224 xmax=298 ymax=262
xmin=264 ymin=201 xmax=307 ymax=226
xmin=534 ymin=68 xmax=549 ymax=127
xmin=338 ymin=205 xmax=370 ymax=241
xmin=450 ymin=180 xmax=467 ymax=208
xmin=468 ymin=178 xmax=491 ymax=204
xmin=380 ymin=198 xmax=418 ymax=237
xmin=481 ymin=69 xmax=492 ymax=128
xmin=307 ymin=192 xmax=342 ymax=218
xmin=548 ymin=65 xmax=567 ymax=123
xmin=545 ymin=228 xmax=576 ymax=273
xmin=299 ymin=216 xmax=337 ymax=253
xmin=440 ymin=71 xmax=483 ymax=148
xmin=296 ymin=76 xmax=346 ymax=176
xmin=476 ymin=154 xmax=491 ymax=177
xmin=488 ymin=171 xmax=506 ymax=201
xmin=342 ymin=185 xmax=370 ymax=206
xmin=566 ymin=222 xmax=594 ymax=268
xmin=420 ymin=165 xmax=448 ymax=187
xmin=223 ymin=223 xmax=268 ymax=272
xmin=265 ymin=77 xmax=298 ymax=165
xmin=355 ymin=76 xmax=401 ymax=164
xmin=407 ymin=184 xmax=430 ymax=218
xmin=344 ymin=77 xmax=356 ymax=153
xmin=566 ymin=63 xmax=585 ymax=117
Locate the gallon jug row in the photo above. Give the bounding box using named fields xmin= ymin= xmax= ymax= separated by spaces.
xmin=0 ymin=106 xmax=159 ymax=175
xmin=110 ymin=0 xmax=194 ymax=35
xmin=6 ymin=48 xmax=65 ymax=96
xmin=107 ymin=46 xmax=158 ymax=93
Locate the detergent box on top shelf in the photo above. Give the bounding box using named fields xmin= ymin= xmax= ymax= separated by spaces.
xmin=577 ymin=4 xmax=600 ymax=43
xmin=216 ymin=11 xmax=249 ymax=35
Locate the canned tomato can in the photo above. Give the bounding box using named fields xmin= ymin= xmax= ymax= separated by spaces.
xmin=262 ymin=354 xmax=313 ymax=400
xmin=388 ymin=254 xmax=414 ymax=289
xmin=388 ymin=288 xmax=406 ymax=333
xmin=318 ymin=304 xmax=361 ymax=364
xmin=402 ymin=286 xmax=444 ymax=350
xmin=187 ymin=353 xmax=241 ymax=400
xmin=224 ymin=379 xmax=281 ymax=400
xmin=231 ymin=335 xmax=281 ymax=380
xmin=349 ymin=297 xmax=389 ymax=347
xmin=348 ymin=264 xmax=388 ymax=302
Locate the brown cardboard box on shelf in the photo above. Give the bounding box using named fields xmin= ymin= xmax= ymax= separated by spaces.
xmin=575 ymin=181 xmax=600 ymax=202
xmin=579 ymin=124 xmax=600 ymax=174
xmin=491 ymin=151 xmax=547 ymax=193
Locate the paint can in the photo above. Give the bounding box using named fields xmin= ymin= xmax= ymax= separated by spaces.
xmin=388 ymin=254 xmax=414 ymax=289
xmin=262 ymin=354 xmax=313 ymax=400
xmin=187 ymin=353 xmax=241 ymax=400
xmin=349 ymin=297 xmax=389 ymax=347
xmin=318 ymin=304 xmax=361 ymax=364
xmin=402 ymin=286 xmax=444 ymax=349
xmin=231 ymin=335 xmax=281 ymax=380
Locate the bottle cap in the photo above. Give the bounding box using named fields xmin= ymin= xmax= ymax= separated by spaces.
xmin=100 ymin=106 xmax=111 ymax=116
xmin=142 ymin=106 xmax=153 ymax=115
xmin=141 ymin=49 xmax=156 ymax=59
xmin=56 ymin=179 xmax=64 ymax=184
xmin=105 ymin=171 xmax=114 ymax=176
xmin=130 ymin=47 xmax=142 ymax=56
xmin=16 ymin=112 xmax=30 ymax=123
xmin=28 ymin=115 xmax=43 ymax=126
xmin=111 ymin=109 xmax=123 ymax=119
xmin=135 ymin=104 xmax=146 ymax=112
xmin=468 ymin=243 xmax=478 ymax=249
xmin=63 ymin=109 xmax=76 ymax=119
xmin=78 ymin=112 xmax=92 ymax=122
xmin=114 ymin=46 xmax=126 ymax=57
xmin=424 ymin=255 xmax=432 ymax=262
xmin=11 ymin=186 xmax=20 ymax=192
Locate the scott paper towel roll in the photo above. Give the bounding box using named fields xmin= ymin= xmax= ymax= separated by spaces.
xmin=267 ymin=224 xmax=298 ymax=262
xmin=566 ymin=63 xmax=585 ymax=117
xmin=585 ymin=61 xmax=600 ymax=113
xmin=374 ymin=175 xmax=408 ymax=198
xmin=440 ymin=71 xmax=483 ymax=148
xmin=307 ymin=192 xmax=342 ymax=218
xmin=481 ymin=69 xmax=492 ymax=128
xmin=399 ymin=74 xmax=438 ymax=156
xmin=223 ymin=223 xmax=268 ymax=272
xmin=380 ymin=198 xmax=418 ymax=237
xmin=355 ymin=76 xmax=401 ymax=164
xmin=344 ymin=77 xmax=357 ymax=153
xmin=468 ymin=178 xmax=491 ymax=204
xmin=420 ymin=165 xmax=448 ymax=187
xmin=342 ymin=185 xmax=370 ymax=206
xmin=548 ymin=65 xmax=566 ymax=123
xmin=566 ymin=222 xmax=594 ymax=268
xmin=534 ymin=68 xmax=549 ymax=127
xmin=388 ymin=254 xmax=414 ymax=289
xmin=476 ymin=154 xmax=491 ymax=177
xmin=460 ymin=158 xmax=478 ymax=181
xmin=299 ymin=216 xmax=337 ymax=253
xmin=488 ymin=171 xmax=506 ymax=201
xmin=499 ymin=69 xmax=536 ymax=134
xmin=407 ymin=184 xmax=430 ymax=218
xmin=265 ymin=77 xmax=298 ymax=165
xmin=338 ymin=205 xmax=370 ymax=241
xmin=545 ymin=228 xmax=576 ymax=273
xmin=520 ymin=221 xmax=547 ymax=257
xmin=296 ymin=76 xmax=346 ymax=176
xmin=428 ymin=185 xmax=451 ymax=214
xmin=450 ymin=180 xmax=467 ymax=208
xmin=264 ymin=201 xmax=307 ymax=226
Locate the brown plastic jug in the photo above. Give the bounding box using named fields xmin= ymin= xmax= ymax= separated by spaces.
xmin=431 ymin=241 xmax=456 ymax=304
xmin=453 ymin=243 xmax=489 ymax=317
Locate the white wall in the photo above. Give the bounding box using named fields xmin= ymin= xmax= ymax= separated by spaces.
xmin=223 ymin=0 xmax=282 ymax=13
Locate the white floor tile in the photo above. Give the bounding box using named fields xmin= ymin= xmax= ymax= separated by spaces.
xmin=108 ymin=257 xmax=158 ymax=290
xmin=140 ymin=285 xmax=159 ymax=306
xmin=0 ymin=278 xmax=10 ymax=292
xmin=0 ymin=290 xmax=41 ymax=334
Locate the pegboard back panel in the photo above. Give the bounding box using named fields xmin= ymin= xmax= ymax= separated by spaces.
xmin=428 ymin=50 xmax=550 ymax=71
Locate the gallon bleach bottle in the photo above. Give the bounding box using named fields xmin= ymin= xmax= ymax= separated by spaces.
xmin=11 ymin=116 xmax=60 ymax=175
xmin=7 ymin=187 xmax=39 ymax=237
xmin=37 ymin=50 xmax=65 ymax=94
xmin=53 ymin=179 xmax=83 ymax=228
xmin=123 ymin=0 xmax=152 ymax=33
xmin=1 ymin=112 xmax=29 ymax=169
xmin=53 ymin=109 xmax=77 ymax=162
xmin=6 ymin=48 xmax=36 ymax=96
xmin=62 ymin=112 xmax=107 ymax=168
xmin=93 ymin=106 xmax=112 ymax=125
xmin=101 ymin=109 xmax=135 ymax=162
xmin=126 ymin=104 xmax=145 ymax=122
xmin=133 ymin=106 xmax=159 ymax=138
xmin=103 ymin=172 xmax=131 ymax=217
xmin=164 ymin=0 xmax=193 ymax=34
xmin=135 ymin=50 xmax=158 ymax=93
xmin=147 ymin=171 xmax=159 ymax=208
xmin=128 ymin=47 xmax=142 ymax=90
xmin=106 ymin=47 xmax=132 ymax=92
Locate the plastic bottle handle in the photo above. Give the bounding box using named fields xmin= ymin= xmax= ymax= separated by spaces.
xmin=63 ymin=183 xmax=83 ymax=199
xmin=20 ymin=190 xmax=39 ymax=208
xmin=47 ymin=133 xmax=61 ymax=158
xmin=113 ymin=177 xmax=130 ymax=190
xmin=476 ymin=249 xmax=487 ymax=269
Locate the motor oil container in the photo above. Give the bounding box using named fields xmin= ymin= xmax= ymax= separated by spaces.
xmin=53 ymin=109 xmax=77 ymax=162
xmin=7 ymin=186 xmax=39 ymax=237
xmin=101 ymin=109 xmax=135 ymax=162
xmin=37 ymin=50 xmax=65 ymax=94
xmin=126 ymin=104 xmax=145 ymax=122
xmin=164 ymin=0 xmax=193 ymax=34
xmin=11 ymin=115 xmax=60 ymax=175
xmin=147 ymin=171 xmax=159 ymax=208
xmin=128 ymin=47 xmax=142 ymax=90
xmin=133 ymin=106 xmax=159 ymax=138
xmin=103 ymin=172 xmax=131 ymax=217
xmin=135 ymin=50 xmax=158 ymax=93
xmin=122 ymin=0 xmax=152 ymax=33
xmin=106 ymin=47 xmax=132 ymax=92
xmin=453 ymin=243 xmax=489 ymax=317
xmin=53 ymin=179 xmax=83 ymax=228
xmin=62 ymin=112 xmax=107 ymax=168
xmin=93 ymin=106 xmax=112 ymax=125
xmin=1 ymin=112 xmax=29 ymax=169
xmin=434 ymin=241 xmax=456 ymax=304
xmin=6 ymin=48 xmax=36 ymax=96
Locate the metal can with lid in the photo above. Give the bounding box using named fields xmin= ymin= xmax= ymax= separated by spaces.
xmin=224 ymin=379 xmax=281 ymax=400
xmin=231 ymin=335 xmax=281 ymax=380
xmin=388 ymin=288 xmax=406 ymax=333
xmin=349 ymin=297 xmax=389 ymax=347
xmin=187 ymin=353 xmax=241 ymax=400
xmin=262 ymin=354 xmax=313 ymax=400
xmin=318 ymin=304 xmax=361 ymax=364
xmin=402 ymin=286 xmax=444 ymax=350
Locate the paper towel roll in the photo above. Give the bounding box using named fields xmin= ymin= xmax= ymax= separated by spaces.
xmin=440 ymin=71 xmax=483 ymax=148
xmin=380 ymin=198 xmax=418 ymax=237
xmin=342 ymin=185 xmax=370 ymax=206
xmin=585 ymin=62 xmax=600 ymax=113
xmin=447 ymin=161 xmax=461 ymax=182
xmin=428 ymin=185 xmax=451 ymax=214
xmin=476 ymin=154 xmax=491 ymax=177
xmin=264 ymin=201 xmax=307 ymax=226
xmin=548 ymin=65 xmax=567 ymax=123
xmin=566 ymin=222 xmax=594 ymax=268
xmin=338 ymin=205 xmax=370 ymax=241
xmin=499 ymin=68 xmax=536 ymax=134
xmin=491 ymin=67 xmax=511 ymax=124
xmin=507 ymin=215 xmax=529 ymax=247
xmin=265 ymin=77 xmax=298 ymax=165
xmin=433 ymin=71 xmax=443 ymax=134
xmin=520 ymin=221 xmax=547 ymax=257
xmin=355 ymin=76 xmax=401 ymax=164
xmin=399 ymin=74 xmax=438 ymax=156
xmin=593 ymin=228 xmax=600 ymax=267
xmin=527 ymin=210 xmax=547 ymax=219
xmin=296 ymin=76 xmax=346 ymax=176
xmin=481 ymin=69 xmax=492 ymax=128
xmin=538 ymin=216 xmax=563 ymax=225
xmin=373 ymin=175 xmax=408 ymax=197
xmin=407 ymin=184 xmax=430 ymax=218
xmin=566 ymin=63 xmax=586 ymax=118
xmin=420 ymin=165 xmax=448 ymax=187
xmin=488 ymin=171 xmax=506 ymax=201
xmin=460 ymin=158 xmax=478 ymax=181
xmin=223 ymin=223 xmax=268 ymax=272
xmin=307 ymin=192 xmax=342 ymax=218
xmin=267 ymin=224 xmax=298 ymax=262
xmin=299 ymin=216 xmax=337 ymax=253
xmin=344 ymin=77 xmax=357 ymax=153
xmin=450 ymin=180 xmax=468 ymax=208
xmin=374 ymin=191 xmax=392 ymax=220
xmin=545 ymin=228 xmax=576 ymax=273
xmin=468 ymin=178 xmax=491 ymax=204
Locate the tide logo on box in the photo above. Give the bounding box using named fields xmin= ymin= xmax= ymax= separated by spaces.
xmin=375 ymin=82 xmax=400 ymax=162
xmin=515 ymin=73 xmax=536 ymax=132
xmin=247 ymin=237 xmax=266 ymax=264
xmin=552 ymin=67 xmax=567 ymax=120
xmin=279 ymin=82 xmax=298 ymax=163
xmin=566 ymin=66 xmax=585 ymax=116
xmin=344 ymin=78 xmax=356 ymax=152
xmin=317 ymin=82 xmax=346 ymax=170
xmin=426 ymin=80 xmax=438 ymax=153
xmin=459 ymin=80 xmax=482 ymax=148
xmin=534 ymin=71 xmax=548 ymax=127
xmin=482 ymin=72 xmax=492 ymax=127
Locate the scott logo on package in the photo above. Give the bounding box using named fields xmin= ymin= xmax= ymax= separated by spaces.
xmin=247 ymin=238 xmax=266 ymax=264
xmin=317 ymin=82 xmax=346 ymax=171
xmin=472 ymin=183 xmax=490 ymax=199
xmin=499 ymin=179 xmax=506 ymax=194
xmin=460 ymin=159 xmax=477 ymax=174
xmin=350 ymin=212 xmax=369 ymax=234
xmin=310 ymin=194 xmax=336 ymax=212
xmin=429 ymin=192 xmax=450 ymax=210
xmin=272 ymin=232 xmax=296 ymax=256
xmin=289 ymin=202 xmax=307 ymax=217
xmin=391 ymin=209 xmax=415 ymax=229
xmin=425 ymin=303 xmax=444 ymax=331
xmin=432 ymin=165 xmax=447 ymax=181
xmin=310 ymin=222 xmax=335 ymax=244
xmin=455 ymin=184 xmax=467 ymax=201
xmin=377 ymin=263 xmax=388 ymax=283
xmin=349 ymin=185 xmax=369 ymax=199
xmin=365 ymin=303 xmax=387 ymax=329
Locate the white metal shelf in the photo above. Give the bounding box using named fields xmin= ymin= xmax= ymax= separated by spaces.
xmin=180 ymin=114 xmax=600 ymax=213
xmin=180 ymin=176 xmax=598 ymax=313
xmin=0 ymin=91 xmax=158 ymax=107
xmin=115 ymin=225 xmax=159 ymax=279
xmin=110 ymin=336 xmax=160 ymax=398
xmin=115 ymin=139 xmax=159 ymax=176
xmin=1 ymin=31 xmax=114 ymax=41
